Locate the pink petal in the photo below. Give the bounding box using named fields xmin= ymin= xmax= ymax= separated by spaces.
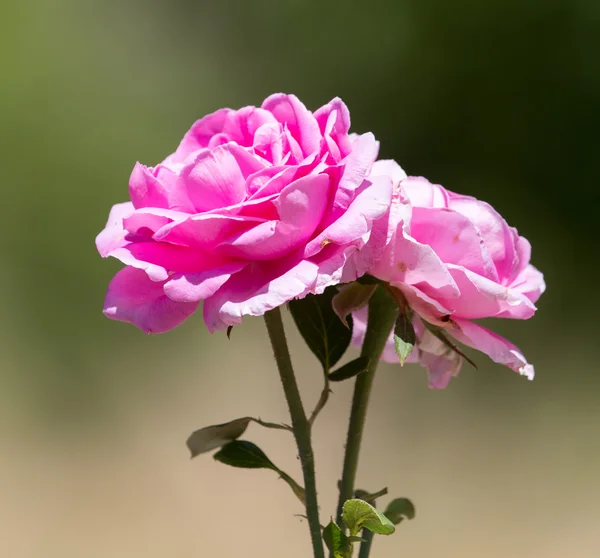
xmin=153 ymin=213 xmax=267 ymax=250
xmin=313 ymin=98 xmax=353 ymax=161
xmin=221 ymin=174 xmax=331 ymax=260
xmin=179 ymin=144 xmax=250 ymax=212
xmin=449 ymin=318 xmax=534 ymax=379
xmin=509 ymin=263 xmax=546 ymax=305
xmin=402 ymin=176 xmax=450 ymax=208
xmin=417 ymin=326 xmax=463 ymax=388
xmin=370 ymin=159 xmax=407 ymax=185
xmin=248 ymin=152 xmax=320 ymax=200
xmin=305 ymin=174 xmax=392 ymax=257
xmin=103 ymin=267 xmax=199 ymax=334
xmin=253 ymin=123 xmax=285 ymax=165
xmin=426 ymin=265 xmax=537 ymax=320
xmin=314 ymin=97 xmax=351 ymax=137
xmin=448 ymin=194 xmax=517 ymax=281
xmin=129 ymin=163 xmax=175 ymax=210
xmin=171 ymin=108 xmax=231 ymax=162
xmin=372 ymin=233 xmax=459 ymax=298
xmin=410 ymin=207 xmax=498 ymax=281
xmin=163 ymin=262 xmax=248 ymax=303
xmin=324 ymin=133 xmax=379 ymax=225
xmin=108 ymin=241 xmax=227 ymax=282
xmin=96 ymin=202 xmax=134 ymax=257
xmin=223 ymin=106 xmax=278 ymax=147
xmin=203 ymin=254 xmax=319 ymax=332
xmin=123 ymin=208 xmax=189 ymax=238
xmin=262 ymin=94 xmax=321 ymax=157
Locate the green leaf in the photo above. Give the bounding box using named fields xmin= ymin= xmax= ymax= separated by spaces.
xmin=332 ymin=283 xmax=377 ymax=327
xmin=289 ymin=286 xmax=353 ymax=370
xmin=213 ymin=440 xmax=277 ymax=470
xmin=186 ymin=417 xmax=251 ymax=458
xmin=322 ymin=520 xmax=349 ymax=557
xmin=384 ymin=498 xmax=416 ymax=525
xmin=214 ymin=441 xmax=306 ymax=505
xmin=341 ymin=499 xmax=396 ymax=536
xmin=393 ymin=311 xmax=416 ymax=366
xmin=328 ymin=356 xmax=370 ymax=382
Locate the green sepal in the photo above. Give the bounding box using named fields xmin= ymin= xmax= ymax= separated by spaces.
xmin=393 ymin=311 xmax=416 ymax=366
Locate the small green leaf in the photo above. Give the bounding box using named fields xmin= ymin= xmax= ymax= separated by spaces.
xmin=332 ymin=283 xmax=377 ymax=327
xmin=342 ymin=499 xmax=396 ymax=536
xmin=384 ymin=498 xmax=416 ymax=525
xmin=328 ymin=356 xmax=370 ymax=382
xmin=289 ymin=286 xmax=353 ymax=371
xmin=186 ymin=417 xmax=251 ymax=458
xmin=393 ymin=311 xmax=416 ymax=366
xmin=213 ymin=440 xmax=277 ymax=470
xmin=214 ymin=441 xmax=306 ymax=505
xmin=322 ymin=520 xmax=349 ymax=557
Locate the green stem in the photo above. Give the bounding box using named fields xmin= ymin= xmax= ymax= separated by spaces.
xmin=357 ymin=529 xmax=374 ymax=558
xmin=335 ymin=287 xmax=399 ymax=526
xmin=264 ymin=308 xmax=325 ymax=558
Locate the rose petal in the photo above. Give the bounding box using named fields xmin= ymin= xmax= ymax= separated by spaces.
xmin=129 ymin=163 xmax=179 ymax=210
xmin=262 ymin=94 xmax=321 ymax=157
xmin=153 ymin=213 xmax=267 ymax=249
xmin=203 ymin=253 xmax=319 ymax=332
xmin=222 ymin=106 xmax=278 ymax=147
xmin=305 ymin=173 xmax=392 ymax=257
xmin=449 ymin=318 xmax=534 ymax=379
xmin=96 ymin=202 xmax=134 ymax=257
xmin=171 ymin=108 xmax=231 ymax=162
xmin=103 ymin=267 xmax=199 ymax=334
xmin=180 ymin=144 xmax=250 ymax=212
xmin=401 ymin=176 xmax=450 ymax=208
xmin=508 ymin=263 xmax=546 ymax=305
xmin=410 ymin=206 xmax=498 ymax=281
xmin=163 ymin=261 xmax=248 ymax=303
xmin=324 ymin=133 xmax=379 ymax=225
xmin=448 ymin=194 xmax=517 ymax=281
xmin=425 ymin=265 xmax=537 ymax=320
xmin=221 ymin=174 xmax=330 ymax=260
xmin=108 ymin=241 xmax=226 ymax=282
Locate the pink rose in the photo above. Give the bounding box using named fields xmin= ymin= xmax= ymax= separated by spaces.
xmin=96 ymin=94 xmax=392 ymax=333
xmin=354 ymin=161 xmax=545 ymax=387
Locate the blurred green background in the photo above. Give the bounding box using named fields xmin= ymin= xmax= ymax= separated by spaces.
xmin=1 ymin=0 xmax=599 ymax=556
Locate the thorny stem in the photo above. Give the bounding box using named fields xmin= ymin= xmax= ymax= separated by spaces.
xmin=335 ymin=287 xmax=399 ymax=527
xmin=264 ymin=308 xmax=325 ymax=558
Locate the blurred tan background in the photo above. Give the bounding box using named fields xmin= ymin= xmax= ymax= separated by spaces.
xmin=1 ymin=0 xmax=599 ymax=556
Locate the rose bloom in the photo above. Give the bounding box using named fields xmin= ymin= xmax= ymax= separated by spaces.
xmin=96 ymin=94 xmax=393 ymax=333
xmin=353 ymin=161 xmax=545 ymax=388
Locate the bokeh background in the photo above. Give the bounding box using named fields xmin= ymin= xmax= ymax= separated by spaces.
xmin=2 ymin=0 xmax=599 ymax=556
